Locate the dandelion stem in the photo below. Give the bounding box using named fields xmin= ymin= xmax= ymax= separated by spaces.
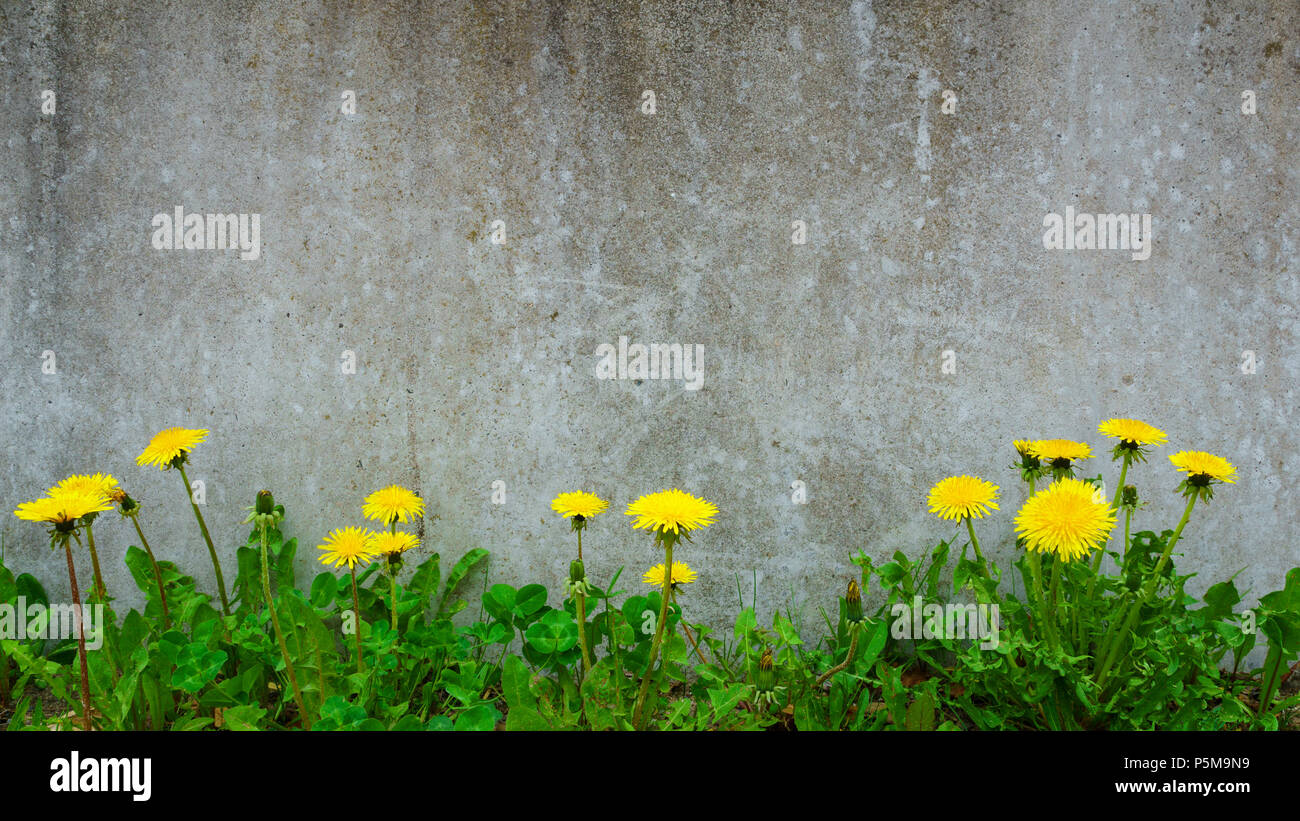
xmin=604 ymin=582 xmax=622 ymax=706
xmin=80 ymin=523 xmax=120 ymax=686
xmin=390 ymin=571 xmax=400 ymax=632
xmin=260 ymin=523 xmax=310 ymax=729
xmin=572 ymin=527 xmax=595 ymax=677
xmin=1086 ymin=453 xmax=1130 ymax=601
xmin=130 ymin=513 xmax=170 ymax=629
xmin=576 ymin=590 xmax=593 ymax=676
xmin=84 ymin=522 xmax=107 ymax=603
xmin=350 ymin=565 xmax=365 ymax=674
xmin=178 ymin=464 xmax=229 ymax=615
xmin=964 ymin=516 xmax=987 ymax=578
xmin=386 ymin=521 xmax=402 ymax=632
xmin=1049 ymin=556 xmax=1065 ymax=649
xmin=633 ymin=538 xmax=675 ymax=730
xmin=1096 ymin=495 xmax=1197 ymax=688
xmin=1122 ymin=504 xmax=1134 ymax=566
xmin=62 ymin=536 xmax=93 ymax=731
xmin=1026 ymin=550 xmax=1057 ymax=650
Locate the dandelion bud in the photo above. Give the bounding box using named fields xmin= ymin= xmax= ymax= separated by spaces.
xmin=115 ymin=491 xmax=140 ymax=516
xmin=1122 ymin=485 xmax=1138 ymax=508
xmin=255 ymin=489 xmax=276 ymax=515
xmin=245 ymin=489 xmax=284 ymax=529
xmin=845 ymin=579 xmax=864 ymax=624
xmin=565 ymin=560 xmax=594 ymax=597
xmin=756 ymin=646 xmax=777 ymax=693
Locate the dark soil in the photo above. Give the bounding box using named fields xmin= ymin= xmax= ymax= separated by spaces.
xmin=0 ymin=685 xmax=77 ymax=729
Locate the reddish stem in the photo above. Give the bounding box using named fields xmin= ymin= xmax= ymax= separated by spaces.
xmin=64 ymin=541 xmax=93 ymax=732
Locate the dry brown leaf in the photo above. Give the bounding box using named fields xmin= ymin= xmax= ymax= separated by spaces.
xmin=901 ymin=668 xmax=928 ymax=687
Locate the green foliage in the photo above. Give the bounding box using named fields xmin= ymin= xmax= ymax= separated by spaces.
xmin=1255 ymin=568 xmax=1300 ymax=723
xmin=2 ymin=490 xmax=1296 ymax=732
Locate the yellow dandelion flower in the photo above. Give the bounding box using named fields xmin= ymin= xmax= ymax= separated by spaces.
xmin=318 ymin=526 xmax=380 ymax=570
xmin=1028 ymin=439 xmax=1093 ymax=463
xmin=625 ymin=489 xmax=718 ymax=536
xmin=137 ymin=427 xmax=209 ymax=469
xmin=551 ymin=491 xmax=609 ymax=520
xmin=1098 ymin=418 xmax=1168 ymax=447
xmin=1170 ymin=451 xmax=1237 ymax=484
xmin=362 ymin=485 xmax=425 ymax=525
xmin=317 ymin=524 xmax=379 ymax=571
xmin=369 ymin=530 xmax=419 ymax=556
xmin=51 ymin=473 xmax=120 ymax=499
xmin=642 ymin=561 xmax=698 ymax=588
xmin=14 ymin=489 xmax=114 ymax=527
xmin=927 ymin=475 xmax=1000 ymax=521
xmin=1014 ymin=478 xmax=1116 ymax=562
xmin=1013 ymin=440 xmax=1037 ymax=457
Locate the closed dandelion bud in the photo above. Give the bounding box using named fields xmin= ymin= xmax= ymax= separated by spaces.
xmin=845 ymin=579 xmax=863 ymax=623
xmin=245 ymin=489 xmax=284 ymax=528
xmin=1122 ymin=485 xmax=1138 ymax=508
xmin=756 ymin=646 xmax=776 ymax=692
xmin=566 ymin=560 xmax=595 ymax=597
xmin=116 ymin=491 xmax=139 ymax=516
xmin=256 ymin=489 xmax=276 ymax=515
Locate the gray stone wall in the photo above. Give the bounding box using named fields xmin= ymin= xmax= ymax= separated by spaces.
xmin=2 ymin=1 xmax=1296 ymax=640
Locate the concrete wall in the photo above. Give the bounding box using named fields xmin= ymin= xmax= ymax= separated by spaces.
xmin=2 ymin=0 xmax=1297 ymax=640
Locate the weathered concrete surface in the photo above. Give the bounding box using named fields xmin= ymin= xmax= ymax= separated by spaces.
xmin=2 ymin=1 xmax=1297 ymax=645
